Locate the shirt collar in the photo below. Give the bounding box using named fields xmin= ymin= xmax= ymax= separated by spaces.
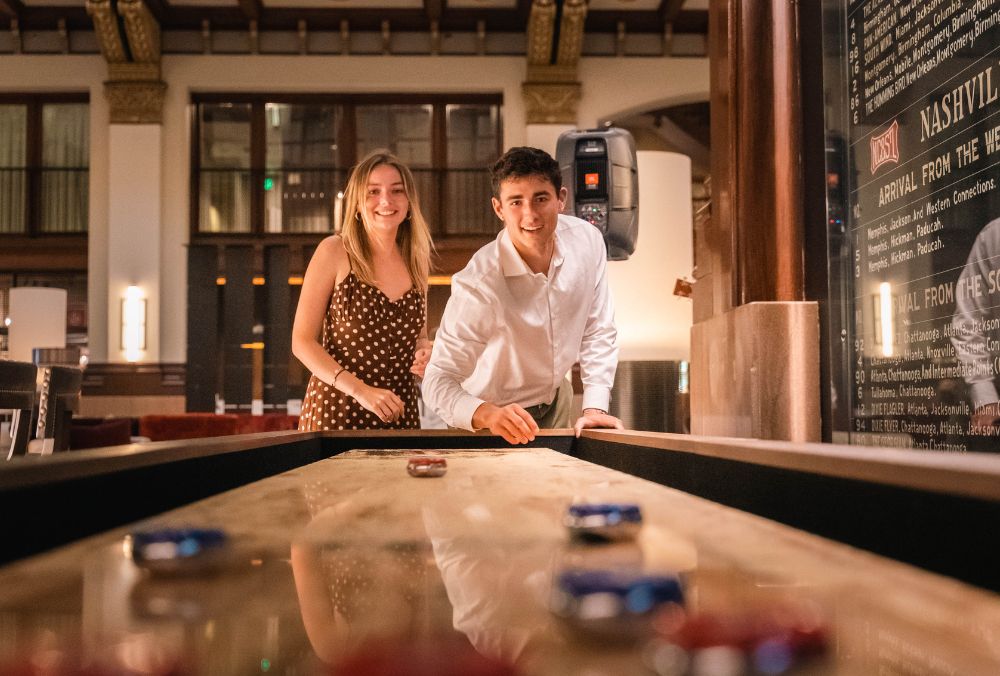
xmin=498 ymin=218 xmax=565 ymax=278
xmin=499 ymin=229 xmax=529 ymax=277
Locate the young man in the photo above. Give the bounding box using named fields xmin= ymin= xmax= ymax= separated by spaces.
xmin=422 ymin=146 xmax=623 ymax=444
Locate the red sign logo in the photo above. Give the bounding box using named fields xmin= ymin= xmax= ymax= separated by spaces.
xmin=584 ymin=172 xmax=600 ymax=188
xmin=870 ymin=120 xmax=899 ymax=175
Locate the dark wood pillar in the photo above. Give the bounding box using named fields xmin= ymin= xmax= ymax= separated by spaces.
xmin=186 ymin=245 xmax=219 ymax=412
xmin=223 ymin=246 xmax=254 ymax=409
xmin=264 ymin=245 xmax=290 ymax=407
xmin=693 ymin=0 xmax=819 ymax=442
xmin=706 ymin=0 xmax=805 ymax=313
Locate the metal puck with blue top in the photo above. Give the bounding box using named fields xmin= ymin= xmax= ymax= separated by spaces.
xmin=551 ymin=569 xmax=685 ymax=641
xmin=565 ymin=503 xmax=643 ymax=541
xmin=129 ymin=527 xmax=229 ymax=574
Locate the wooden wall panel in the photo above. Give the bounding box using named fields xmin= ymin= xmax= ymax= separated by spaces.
xmin=264 ymin=245 xmax=290 ymax=406
xmin=186 ymin=245 xmax=218 ymax=412
xmin=222 ymin=246 xmax=254 ymax=409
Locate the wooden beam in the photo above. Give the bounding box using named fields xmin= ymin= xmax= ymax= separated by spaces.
xmin=0 ymin=0 xmax=24 ymax=19
xmin=586 ymin=8 xmax=706 ymax=33
xmin=237 ymin=0 xmax=261 ymax=22
xmin=141 ymin=0 xmax=168 ymax=23
xmin=423 ymin=0 xmax=442 ymax=21
xmin=660 ymin=0 xmax=686 ymax=23
xmin=0 ymin=237 xmax=89 ymax=272
xmin=9 ymin=6 xmax=90 ymax=30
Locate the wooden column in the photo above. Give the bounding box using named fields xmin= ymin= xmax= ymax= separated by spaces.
xmin=706 ymin=0 xmax=805 ymax=312
xmin=186 ymin=245 xmax=219 ymax=412
xmin=694 ymin=0 xmax=818 ymax=442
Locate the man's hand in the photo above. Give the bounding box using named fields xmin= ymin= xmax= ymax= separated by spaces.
xmin=573 ymin=408 xmax=624 ymax=437
xmin=473 ymin=402 xmax=539 ymax=445
xmin=410 ymin=343 xmax=432 ymax=378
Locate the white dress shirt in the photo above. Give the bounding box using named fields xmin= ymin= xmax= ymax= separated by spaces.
xmin=423 ymin=213 xmax=618 ymax=430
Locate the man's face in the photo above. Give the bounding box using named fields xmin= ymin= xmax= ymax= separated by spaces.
xmin=491 ymin=174 xmax=567 ymax=260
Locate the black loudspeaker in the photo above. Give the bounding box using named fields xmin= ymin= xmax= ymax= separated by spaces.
xmin=556 ymin=127 xmax=639 ymax=260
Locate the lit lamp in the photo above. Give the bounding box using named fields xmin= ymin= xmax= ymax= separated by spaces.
xmin=121 ymin=286 xmax=147 ymax=363
xmin=8 ymin=287 xmax=67 ymax=362
xmin=334 ymin=191 xmax=344 ymax=232
xmin=876 ymin=281 xmax=894 ymax=357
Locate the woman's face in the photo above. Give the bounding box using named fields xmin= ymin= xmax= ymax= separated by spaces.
xmin=363 ymin=164 xmax=409 ymax=235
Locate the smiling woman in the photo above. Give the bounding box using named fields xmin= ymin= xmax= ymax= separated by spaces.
xmin=291 ymin=151 xmax=434 ymax=431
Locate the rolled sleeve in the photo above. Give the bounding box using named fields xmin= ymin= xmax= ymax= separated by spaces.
xmin=577 ymin=228 xmax=619 ymax=413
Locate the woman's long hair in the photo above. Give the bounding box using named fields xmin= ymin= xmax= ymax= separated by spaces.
xmin=339 ymin=150 xmax=433 ymax=291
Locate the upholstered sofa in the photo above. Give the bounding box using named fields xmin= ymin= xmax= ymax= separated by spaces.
xmin=138 ymin=413 xmax=299 ymax=442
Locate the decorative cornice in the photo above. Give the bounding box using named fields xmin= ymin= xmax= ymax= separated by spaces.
xmin=85 ymin=0 xmax=127 ymax=63
xmin=522 ymin=81 xmax=581 ymax=125
xmin=107 ymin=61 xmax=160 ymax=81
xmin=118 ymin=0 xmax=161 ymax=64
xmin=105 ymin=80 xmax=167 ymax=124
xmin=87 ymin=0 xmax=165 ymax=124
xmin=522 ymin=0 xmax=586 ymax=125
xmin=526 ymin=0 xmax=556 ymax=67
xmin=526 ymin=63 xmax=577 ymax=83
xmin=556 ymin=0 xmax=587 ymax=67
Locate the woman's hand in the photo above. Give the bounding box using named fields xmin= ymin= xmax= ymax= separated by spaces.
xmin=351 ymin=382 xmax=405 ymax=423
xmin=410 ymin=340 xmax=432 ymax=378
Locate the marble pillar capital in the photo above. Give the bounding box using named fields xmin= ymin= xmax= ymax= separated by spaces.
xmin=521 ymin=81 xmax=581 ymax=125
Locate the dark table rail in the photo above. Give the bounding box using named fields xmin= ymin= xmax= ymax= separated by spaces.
xmin=3 ymin=428 xmax=1000 ymax=591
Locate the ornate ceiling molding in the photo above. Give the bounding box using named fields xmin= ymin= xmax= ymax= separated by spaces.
xmin=526 ymin=63 xmax=576 ymax=83
xmin=86 ymin=0 xmax=165 ymax=124
xmin=107 ymin=62 xmax=161 ymax=81
xmin=104 ymin=80 xmax=168 ymax=124
xmin=555 ymin=0 xmax=586 ymax=67
xmin=118 ymin=0 xmax=161 ymax=64
xmin=525 ymin=0 xmax=555 ymax=67
xmin=522 ymin=0 xmax=587 ymax=126
xmin=522 ymin=81 xmax=580 ymax=125
xmin=85 ymin=0 xmax=127 ymax=63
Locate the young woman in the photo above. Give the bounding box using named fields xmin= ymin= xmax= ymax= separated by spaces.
xmin=293 ymin=151 xmax=433 ymax=430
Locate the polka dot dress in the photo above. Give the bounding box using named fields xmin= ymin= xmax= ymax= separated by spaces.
xmin=298 ymin=271 xmax=425 ymax=431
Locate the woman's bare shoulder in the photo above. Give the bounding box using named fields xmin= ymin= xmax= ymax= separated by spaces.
xmin=315 ymin=234 xmax=346 ymax=256
xmin=312 ymin=235 xmax=350 ymax=267
xmin=302 ymin=235 xmax=352 ymax=289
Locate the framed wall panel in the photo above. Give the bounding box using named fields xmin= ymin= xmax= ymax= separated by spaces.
xmin=823 ymin=0 xmax=1000 ymax=451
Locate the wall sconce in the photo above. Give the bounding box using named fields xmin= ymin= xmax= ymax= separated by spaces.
xmin=121 ymin=286 xmax=147 ymax=363
xmin=334 ymin=191 xmax=344 ymax=232
xmin=877 ymin=281 xmax=893 ymax=357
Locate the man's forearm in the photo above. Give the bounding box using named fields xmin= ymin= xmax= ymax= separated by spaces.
xmin=422 ymin=363 xmax=484 ymax=430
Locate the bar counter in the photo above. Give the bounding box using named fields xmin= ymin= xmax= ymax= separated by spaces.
xmin=1 ymin=430 xmax=999 ymax=673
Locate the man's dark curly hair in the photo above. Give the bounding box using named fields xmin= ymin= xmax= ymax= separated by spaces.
xmin=489 ymin=146 xmax=562 ymax=198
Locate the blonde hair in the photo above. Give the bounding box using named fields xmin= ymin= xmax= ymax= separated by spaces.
xmin=340 ymin=151 xmax=433 ymax=291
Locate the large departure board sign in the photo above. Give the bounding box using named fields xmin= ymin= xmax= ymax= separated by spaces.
xmin=834 ymin=0 xmax=1000 ymax=450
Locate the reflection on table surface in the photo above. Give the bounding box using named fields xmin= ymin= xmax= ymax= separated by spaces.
xmin=1 ymin=447 xmax=1000 ymax=674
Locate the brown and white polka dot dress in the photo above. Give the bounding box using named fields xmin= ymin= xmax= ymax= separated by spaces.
xmin=298 ymin=271 xmax=425 ymax=431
